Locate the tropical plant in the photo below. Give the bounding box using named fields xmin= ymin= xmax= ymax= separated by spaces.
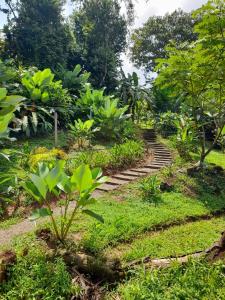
xmin=0 ymin=87 xmax=23 ymax=218
xmin=28 ymin=147 xmax=67 ymax=169
xmin=75 ymin=84 xmax=108 ymax=118
xmin=0 ymin=87 xmax=24 ymax=141
xmin=58 ymin=64 xmax=90 ymax=96
xmin=118 ymin=70 xmax=151 ymax=121
xmin=173 ymin=115 xmax=198 ymax=161
xmin=93 ymin=98 xmax=129 ymax=140
xmin=23 ymin=161 xmax=107 ymax=242
xmin=139 ymin=175 xmax=161 ymax=205
xmin=69 ymin=119 xmax=99 ymax=149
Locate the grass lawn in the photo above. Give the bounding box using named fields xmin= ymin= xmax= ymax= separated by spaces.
xmin=106 ymin=216 xmax=225 ymax=262
xmin=110 ymin=260 xmax=225 ymax=300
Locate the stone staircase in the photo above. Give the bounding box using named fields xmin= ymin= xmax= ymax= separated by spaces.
xmin=96 ymin=129 xmax=172 ymax=192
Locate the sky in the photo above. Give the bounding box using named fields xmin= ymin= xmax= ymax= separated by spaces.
xmin=0 ymin=0 xmax=208 ymax=80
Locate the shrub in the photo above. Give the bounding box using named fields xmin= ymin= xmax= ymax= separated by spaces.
xmin=70 ymin=150 xmax=111 ymax=171
xmin=110 ymin=140 xmax=145 ymax=169
xmin=155 ymin=111 xmax=178 ymax=137
xmin=69 ymin=140 xmax=145 ymax=173
xmin=139 ymin=175 xmax=161 ymax=205
xmin=23 ymin=162 xmax=106 ymax=242
xmin=69 ymin=119 xmax=99 ymax=149
xmin=28 ymin=147 xmax=67 ymax=169
xmin=0 ymin=246 xmax=75 ymax=299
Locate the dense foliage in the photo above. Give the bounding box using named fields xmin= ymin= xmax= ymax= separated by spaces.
xmin=131 ymin=9 xmax=196 ymax=73
xmin=155 ymin=0 xmax=225 ymax=165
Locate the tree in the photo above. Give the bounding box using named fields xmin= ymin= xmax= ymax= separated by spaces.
xmin=71 ymin=0 xmax=128 ymax=91
xmin=155 ymin=0 xmax=225 ymax=167
xmin=118 ymin=70 xmax=151 ymax=121
xmin=2 ymin=0 xmax=72 ymax=70
xmin=131 ymin=9 xmax=197 ymax=73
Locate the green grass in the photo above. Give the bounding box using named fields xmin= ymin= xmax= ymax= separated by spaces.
xmin=0 ymin=216 xmax=22 ymax=230
xmin=110 ymin=260 xmax=225 ymax=300
xmin=205 ymin=150 xmax=225 ymax=169
xmin=75 ymin=188 xmax=225 ymax=253
xmin=107 ymin=217 xmax=225 ymax=262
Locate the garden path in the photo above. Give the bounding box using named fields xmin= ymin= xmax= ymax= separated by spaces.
xmin=0 ymin=129 xmax=172 ymax=247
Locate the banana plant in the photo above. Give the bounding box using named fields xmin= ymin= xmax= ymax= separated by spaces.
xmin=69 ymin=119 xmax=99 ymax=148
xmin=23 ymin=161 xmax=107 ymax=242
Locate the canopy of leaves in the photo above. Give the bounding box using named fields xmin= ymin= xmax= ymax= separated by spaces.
xmin=71 ymin=0 xmax=127 ymax=91
xmin=3 ymin=0 xmax=72 ymax=69
xmin=131 ymin=9 xmax=197 ymax=73
xmin=155 ymin=0 xmax=225 ymax=163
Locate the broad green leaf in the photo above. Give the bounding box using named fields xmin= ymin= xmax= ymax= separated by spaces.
xmin=31 ymin=88 xmax=41 ymax=101
xmin=82 ymin=209 xmax=104 ymax=223
xmin=30 ymin=173 xmax=47 ymax=199
xmin=91 ymin=167 xmax=102 ymax=180
xmin=41 ymin=91 xmax=49 ymax=103
xmin=22 ymin=181 xmax=42 ymax=201
xmin=71 ymin=164 xmax=93 ymax=192
xmin=29 ymin=207 xmax=52 ymax=221
xmin=0 ymin=88 xmax=7 ymax=101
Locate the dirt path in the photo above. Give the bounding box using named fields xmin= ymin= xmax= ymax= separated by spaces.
xmin=0 ymin=129 xmax=172 ymax=248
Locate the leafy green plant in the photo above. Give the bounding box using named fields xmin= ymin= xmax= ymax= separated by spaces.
xmin=173 ymin=115 xmax=198 ymax=161
xmin=155 ymin=111 xmax=178 ymax=137
xmin=110 ymin=140 xmax=145 ymax=169
xmin=93 ymin=98 xmax=129 ymax=140
xmin=0 ymin=245 xmax=76 ymax=299
xmin=0 ymin=87 xmax=24 ymax=141
xmin=69 ymin=119 xmax=99 ymax=148
xmin=23 ymin=161 xmax=107 ymax=242
xmin=139 ymin=175 xmax=161 ymax=205
xmin=58 ymin=64 xmax=90 ymax=96
xmin=76 ymin=84 xmax=107 ymax=117
xmin=22 ymin=68 xmax=54 ymax=103
xmin=70 ymin=150 xmax=111 ymax=172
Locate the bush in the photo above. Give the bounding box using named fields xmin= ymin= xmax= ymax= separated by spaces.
xmin=70 ymin=150 xmax=111 ymax=171
xmin=139 ymin=175 xmax=161 ymax=205
xmin=28 ymin=147 xmax=67 ymax=168
xmin=69 ymin=140 xmax=145 ymax=173
xmin=110 ymin=140 xmax=145 ymax=169
xmin=0 ymin=246 xmax=75 ymax=299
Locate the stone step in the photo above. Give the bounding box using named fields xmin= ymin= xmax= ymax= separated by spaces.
xmin=112 ymin=174 xmax=137 ymax=181
xmin=120 ymin=170 xmax=143 ymax=177
xmin=154 ymin=158 xmax=171 ymax=161
xmin=96 ymin=184 xmax=118 ymax=192
xmin=130 ymin=168 xmax=151 ymax=174
xmin=144 ymin=165 xmax=163 ymax=169
xmin=154 ymin=155 xmax=172 ymax=159
xmin=106 ymin=178 xmax=130 ymax=185
xmin=153 ymin=149 xmax=169 ymax=152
